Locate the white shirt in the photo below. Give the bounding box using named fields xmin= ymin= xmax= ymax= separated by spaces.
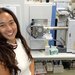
xmin=14 ymin=39 xmax=31 ymax=75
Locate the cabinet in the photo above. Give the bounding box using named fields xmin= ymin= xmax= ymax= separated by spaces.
xmin=67 ymin=18 xmax=75 ymax=53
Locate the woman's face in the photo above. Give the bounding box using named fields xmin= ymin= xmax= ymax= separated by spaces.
xmin=0 ymin=12 xmax=17 ymax=43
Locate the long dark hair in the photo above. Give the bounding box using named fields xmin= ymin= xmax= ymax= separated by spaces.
xmin=0 ymin=7 xmax=33 ymax=74
xmin=0 ymin=42 xmax=20 ymax=75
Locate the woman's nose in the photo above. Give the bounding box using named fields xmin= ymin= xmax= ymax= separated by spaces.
xmin=6 ymin=24 xmax=12 ymax=31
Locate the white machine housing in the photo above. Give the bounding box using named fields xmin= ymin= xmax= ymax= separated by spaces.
xmin=24 ymin=2 xmax=54 ymax=49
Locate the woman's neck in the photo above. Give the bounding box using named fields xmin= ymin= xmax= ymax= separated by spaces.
xmin=7 ymin=39 xmax=17 ymax=49
xmin=7 ymin=38 xmax=16 ymax=44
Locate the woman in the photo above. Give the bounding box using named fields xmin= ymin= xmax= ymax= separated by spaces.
xmin=0 ymin=7 xmax=34 ymax=75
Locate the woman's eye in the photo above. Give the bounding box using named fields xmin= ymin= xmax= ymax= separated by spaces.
xmin=10 ymin=21 xmax=14 ymax=24
xmin=0 ymin=24 xmax=5 ymax=27
xmin=9 ymin=20 xmax=15 ymax=25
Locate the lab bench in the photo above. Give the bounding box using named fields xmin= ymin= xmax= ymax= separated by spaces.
xmin=31 ymin=50 xmax=75 ymax=60
xmin=31 ymin=50 xmax=75 ymax=75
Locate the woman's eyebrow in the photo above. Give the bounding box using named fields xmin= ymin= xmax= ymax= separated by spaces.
xmin=9 ymin=19 xmax=14 ymax=21
xmin=9 ymin=19 xmax=14 ymax=22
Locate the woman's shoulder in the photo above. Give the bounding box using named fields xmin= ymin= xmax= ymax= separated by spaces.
xmin=16 ymin=38 xmax=22 ymax=44
xmin=16 ymin=38 xmax=21 ymax=42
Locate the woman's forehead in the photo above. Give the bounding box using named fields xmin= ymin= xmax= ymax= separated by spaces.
xmin=0 ymin=12 xmax=13 ymax=22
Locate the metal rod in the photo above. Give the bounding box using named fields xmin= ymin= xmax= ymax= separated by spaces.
xmin=44 ymin=26 xmax=68 ymax=30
